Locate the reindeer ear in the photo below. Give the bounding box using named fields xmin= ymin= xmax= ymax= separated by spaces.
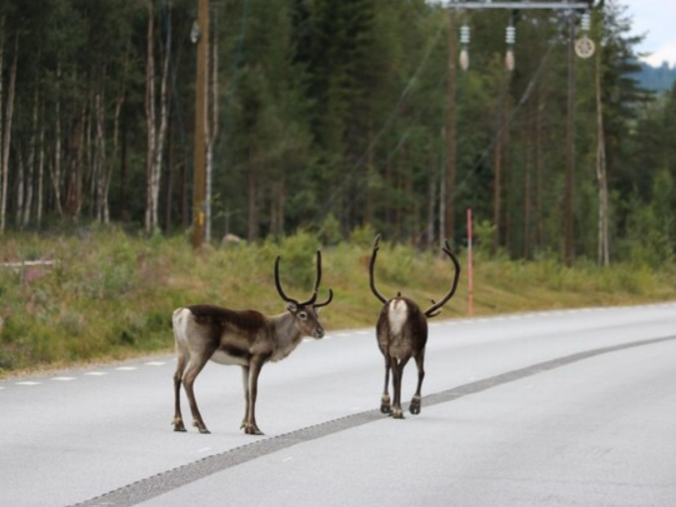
xmin=286 ymin=302 xmax=298 ymax=313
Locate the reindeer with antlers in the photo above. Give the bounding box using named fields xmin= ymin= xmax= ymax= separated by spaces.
xmin=369 ymin=235 xmax=460 ymax=419
xmin=172 ymin=251 xmax=333 ymax=435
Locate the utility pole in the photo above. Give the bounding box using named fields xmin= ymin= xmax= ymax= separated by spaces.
xmin=564 ymin=10 xmax=576 ymax=266
xmin=445 ymin=7 xmax=458 ymax=248
xmin=192 ymin=0 xmax=208 ymax=248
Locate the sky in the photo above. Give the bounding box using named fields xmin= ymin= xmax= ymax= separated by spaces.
xmin=627 ymin=0 xmax=676 ymax=67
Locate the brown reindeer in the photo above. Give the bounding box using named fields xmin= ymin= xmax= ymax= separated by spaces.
xmin=369 ymin=235 xmax=460 ymax=418
xmin=172 ymin=251 xmax=333 ymax=435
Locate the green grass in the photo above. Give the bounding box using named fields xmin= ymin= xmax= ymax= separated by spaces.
xmin=1 ymin=227 xmax=675 ymax=376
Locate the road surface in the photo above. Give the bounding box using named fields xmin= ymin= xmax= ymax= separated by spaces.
xmin=1 ymin=303 xmax=675 ymax=506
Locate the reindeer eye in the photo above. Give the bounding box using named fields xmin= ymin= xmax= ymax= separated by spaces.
xmin=298 ymin=311 xmax=308 ymax=320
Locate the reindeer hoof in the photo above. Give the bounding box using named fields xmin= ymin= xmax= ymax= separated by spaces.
xmin=410 ymin=396 xmax=422 ymax=415
xmin=173 ymin=418 xmax=187 ymax=432
xmin=242 ymin=423 xmax=264 ymax=436
xmin=380 ymin=394 xmax=391 ymax=414
xmin=193 ymin=420 xmax=211 ymax=434
xmin=391 ymin=408 xmax=405 ymax=419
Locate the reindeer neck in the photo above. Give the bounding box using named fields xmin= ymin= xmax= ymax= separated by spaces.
xmin=268 ymin=312 xmax=304 ymax=362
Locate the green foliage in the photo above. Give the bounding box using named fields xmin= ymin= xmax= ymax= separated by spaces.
xmin=349 ymin=223 xmax=377 ymax=249
xmin=318 ymin=214 xmax=343 ymax=246
xmin=275 ymin=230 xmax=323 ymax=289
xmin=1 ymin=229 xmax=676 ymax=375
xmin=473 ymin=220 xmax=496 ymax=258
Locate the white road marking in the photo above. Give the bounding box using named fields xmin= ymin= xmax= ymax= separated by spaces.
xmin=51 ymin=377 xmax=76 ymax=381
xmin=0 ymin=386 xmax=5 ymax=390
xmin=356 ymin=330 xmax=369 ymax=335
xmin=84 ymin=371 xmax=107 ymax=376
xmin=144 ymin=361 xmax=166 ymax=366
xmin=16 ymin=381 xmax=41 ymax=386
xmin=282 ymin=457 xmax=293 ymax=462
xmin=115 ymin=366 xmax=138 ymax=371
xmin=197 ymin=447 xmax=212 ymax=453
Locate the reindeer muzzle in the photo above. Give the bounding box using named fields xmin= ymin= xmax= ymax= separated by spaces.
xmin=315 ymin=327 xmax=325 ymax=339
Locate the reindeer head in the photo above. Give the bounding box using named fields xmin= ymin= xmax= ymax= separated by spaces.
xmin=275 ymin=251 xmax=334 ymax=339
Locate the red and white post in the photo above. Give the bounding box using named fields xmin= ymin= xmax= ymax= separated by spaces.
xmin=467 ymin=207 xmax=474 ymax=317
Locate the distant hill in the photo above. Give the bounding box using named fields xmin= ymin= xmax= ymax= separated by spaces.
xmin=636 ymin=61 xmax=676 ymax=92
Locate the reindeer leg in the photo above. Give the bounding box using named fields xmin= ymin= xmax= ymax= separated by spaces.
xmin=239 ymin=366 xmax=250 ymax=430
xmin=242 ymin=358 xmax=265 ymax=436
xmin=380 ymin=355 xmax=392 ymax=414
xmin=410 ymin=349 xmax=425 ymax=415
xmin=391 ymin=356 xmax=410 ymax=419
xmin=182 ymin=353 xmax=212 ymax=434
xmin=172 ymin=348 xmax=189 ymax=432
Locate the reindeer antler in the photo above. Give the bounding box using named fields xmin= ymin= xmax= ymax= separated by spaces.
xmin=275 ymin=251 xmax=333 ymax=307
xmin=423 ymin=240 xmax=461 ymax=318
xmin=369 ymin=234 xmax=389 ymax=305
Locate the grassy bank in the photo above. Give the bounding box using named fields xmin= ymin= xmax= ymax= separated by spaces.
xmin=1 ymin=227 xmax=675 ymax=375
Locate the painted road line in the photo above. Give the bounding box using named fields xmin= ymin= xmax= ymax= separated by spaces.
xmin=84 ymin=371 xmax=107 ymax=376
xmin=16 ymin=381 xmax=41 ymax=386
xmin=51 ymin=377 xmax=76 ymax=381
xmin=115 ymin=366 xmax=138 ymax=371
xmin=144 ymin=361 xmax=166 ymax=366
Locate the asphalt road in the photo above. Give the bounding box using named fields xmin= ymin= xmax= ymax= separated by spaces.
xmin=1 ymin=303 xmax=676 ymax=507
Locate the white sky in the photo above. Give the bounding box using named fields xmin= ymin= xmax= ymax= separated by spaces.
xmin=627 ymin=0 xmax=676 ymax=66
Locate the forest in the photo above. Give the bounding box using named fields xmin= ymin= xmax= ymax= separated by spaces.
xmin=0 ymin=0 xmax=674 ymax=267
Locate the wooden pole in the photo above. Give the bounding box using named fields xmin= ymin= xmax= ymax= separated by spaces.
xmin=445 ymin=8 xmax=458 ymax=248
xmin=564 ymin=11 xmax=576 ymax=266
xmin=467 ymin=207 xmax=474 ymax=317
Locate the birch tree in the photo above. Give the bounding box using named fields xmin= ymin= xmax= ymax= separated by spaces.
xmin=204 ymin=12 xmax=219 ymax=243
xmin=144 ymin=1 xmax=171 ymax=234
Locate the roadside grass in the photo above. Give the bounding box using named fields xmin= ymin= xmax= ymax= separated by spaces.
xmin=1 ymin=227 xmax=675 ymax=375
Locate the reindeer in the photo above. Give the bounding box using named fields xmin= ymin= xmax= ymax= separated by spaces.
xmin=172 ymin=251 xmax=333 ymax=435
xmin=369 ymin=235 xmax=460 ymax=419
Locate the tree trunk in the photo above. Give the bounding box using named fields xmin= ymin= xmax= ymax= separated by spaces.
xmin=23 ymin=90 xmax=39 ymax=227
xmin=247 ymin=144 xmax=258 ymax=242
xmin=144 ymin=3 xmax=157 ymax=233
xmin=94 ymin=86 xmax=106 ymax=222
xmin=494 ymin=70 xmax=507 ymax=253
xmin=0 ymin=17 xmax=4 ymax=225
xmin=51 ymin=58 xmax=64 ymax=216
xmin=65 ymin=100 xmax=86 ymax=221
xmin=144 ymin=4 xmax=171 ymax=235
xmin=205 ymin=12 xmax=219 ymax=243
xmin=165 ymin=118 xmax=175 ymax=231
xmin=37 ymin=99 xmax=45 ymax=227
xmin=152 ymin=12 xmax=171 ymax=234
xmin=1 ymin=32 xmax=18 ymax=234
xmin=16 ymin=150 xmax=24 ymax=227
xmin=534 ymin=86 xmax=543 ymax=250
xmin=107 ymin=88 xmax=125 ymax=225
xmin=426 ymin=171 xmax=436 ymax=249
